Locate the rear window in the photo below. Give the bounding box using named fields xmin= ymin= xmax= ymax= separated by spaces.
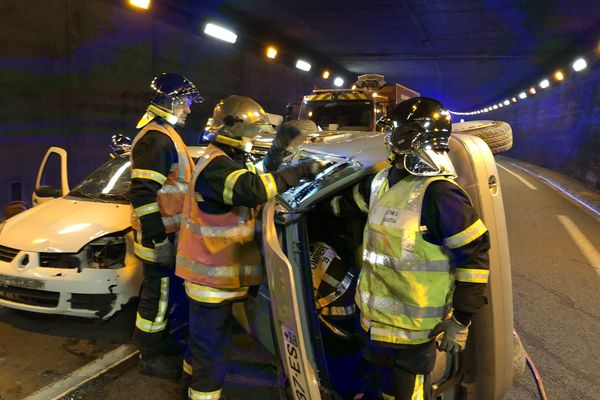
xmin=300 ymin=100 xmax=373 ymax=131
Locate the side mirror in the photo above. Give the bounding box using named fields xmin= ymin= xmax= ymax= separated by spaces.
xmin=35 ymin=185 xmax=62 ymax=198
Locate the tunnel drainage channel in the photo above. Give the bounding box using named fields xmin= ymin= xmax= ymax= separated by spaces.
xmin=23 ymin=344 xmax=139 ymax=400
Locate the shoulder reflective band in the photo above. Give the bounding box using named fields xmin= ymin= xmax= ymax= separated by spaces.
xmin=259 ymin=173 xmax=278 ymax=200
xmin=134 ymin=202 xmax=160 ymax=217
xmin=185 ymin=281 xmax=248 ymax=304
xmin=455 ymin=268 xmax=490 ymax=283
xmin=131 ymin=169 xmax=167 ymax=185
xmin=370 ymin=168 xmax=390 ymax=206
xmin=353 ymin=183 xmax=369 ymax=213
xmin=330 ymin=195 xmax=341 ymax=216
xmin=223 ymin=169 xmax=250 ymax=205
xmin=188 ymin=387 xmax=222 ymax=400
xmin=443 ymin=219 xmax=487 ymax=249
xmin=246 ymin=162 xmax=257 ymax=174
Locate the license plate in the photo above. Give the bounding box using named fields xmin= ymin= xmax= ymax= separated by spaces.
xmin=281 ymin=325 xmax=309 ymax=400
xmin=0 ymin=274 xmax=44 ymax=289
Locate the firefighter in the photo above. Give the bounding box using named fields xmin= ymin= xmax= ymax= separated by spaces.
xmin=129 ymin=72 xmax=203 ymax=378
xmin=330 ymin=97 xmax=490 ymax=400
xmin=176 ymin=95 xmax=323 ymax=400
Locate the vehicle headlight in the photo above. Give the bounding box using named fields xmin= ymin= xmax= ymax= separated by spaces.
xmin=39 ymin=233 xmax=127 ymax=270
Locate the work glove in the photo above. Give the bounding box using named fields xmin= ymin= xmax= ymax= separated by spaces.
xmin=297 ymin=159 xmax=327 ymax=180
xmin=274 ymin=124 xmax=302 ymax=149
xmin=429 ymin=316 xmax=470 ymax=353
xmin=152 ymin=237 xmax=176 ymax=266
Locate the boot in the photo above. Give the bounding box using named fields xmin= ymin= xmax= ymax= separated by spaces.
xmin=138 ymin=353 xmax=182 ymax=379
xmin=181 ymin=372 xmax=192 ymax=400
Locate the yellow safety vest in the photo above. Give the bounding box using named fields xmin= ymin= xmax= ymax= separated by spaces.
xmin=175 ymin=145 xmax=263 ymax=296
xmin=130 ymin=121 xmax=193 ymax=262
xmin=357 ymin=167 xmax=471 ymax=345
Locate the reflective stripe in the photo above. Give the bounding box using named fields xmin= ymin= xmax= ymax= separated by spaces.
xmin=353 ymin=183 xmax=369 ymax=213
xmin=443 ymin=219 xmax=487 ymax=249
xmin=246 ymin=162 xmax=257 ymax=174
xmin=158 ymin=182 xmax=188 ymax=194
xmin=134 ymin=202 xmax=160 ymax=217
xmin=321 ymin=272 xmax=341 ymax=288
xmin=362 ymin=250 xmax=451 ymax=272
xmin=382 ymin=393 xmax=395 ymax=400
xmin=185 ymin=281 xmax=248 ymax=304
xmin=370 ymin=168 xmax=390 ymax=206
xmin=135 ymin=313 xmax=167 ymax=333
xmin=223 ymin=169 xmax=249 ymax=205
xmin=411 ymin=374 xmax=425 ymax=400
xmin=177 ymin=256 xmax=262 ymax=280
xmin=131 ymin=169 xmax=167 ymax=185
xmin=183 ymin=359 xmax=192 ymax=375
xmin=358 ymin=291 xmax=451 ymax=319
xmin=189 ymin=388 xmax=222 ymax=400
xmin=330 ymin=195 xmax=341 ymax=217
xmin=162 ymin=214 xmax=182 ymax=229
xmin=320 ymin=304 xmax=356 ymax=316
xmin=259 ymin=173 xmax=278 ymax=199
xmin=133 ymin=241 xmax=157 ymax=263
xmin=455 ymin=268 xmax=490 ymax=283
xmin=362 ymin=316 xmax=432 ymax=344
xmin=182 ymin=216 xmax=254 ymax=239
xmin=156 ymin=277 xmax=169 ymax=323
xmin=317 ymin=272 xmax=353 ymax=308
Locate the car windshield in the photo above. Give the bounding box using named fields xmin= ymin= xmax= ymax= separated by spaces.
xmin=300 ymin=100 xmax=373 ymax=131
xmin=67 ymin=155 xmax=131 ymax=204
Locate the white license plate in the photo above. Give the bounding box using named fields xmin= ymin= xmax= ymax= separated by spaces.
xmin=0 ymin=274 xmax=44 ymax=289
xmin=282 ymin=325 xmax=309 ymax=400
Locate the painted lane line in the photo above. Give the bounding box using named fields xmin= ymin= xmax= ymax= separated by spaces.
xmin=557 ymin=215 xmax=600 ymax=275
xmin=497 ymin=163 xmax=538 ymax=190
xmin=23 ymin=344 xmax=138 ymax=400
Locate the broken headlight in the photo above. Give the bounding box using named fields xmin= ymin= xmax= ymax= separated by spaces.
xmin=39 ymin=234 xmax=127 ymax=269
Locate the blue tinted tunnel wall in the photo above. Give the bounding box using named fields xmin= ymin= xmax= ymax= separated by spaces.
xmin=0 ymin=0 xmax=320 ymax=207
xmin=476 ymin=65 xmax=600 ymax=191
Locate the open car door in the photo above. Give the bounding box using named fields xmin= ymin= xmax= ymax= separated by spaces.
xmin=32 ymin=146 xmax=69 ymax=206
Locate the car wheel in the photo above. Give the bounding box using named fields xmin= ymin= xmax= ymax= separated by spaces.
xmin=452 ymin=121 xmax=513 ymax=154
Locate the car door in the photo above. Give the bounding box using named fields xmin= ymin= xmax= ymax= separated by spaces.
xmin=32 ymin=147 xmax=69 ymax=206
xmin=261 ymin=199 xmax=332 ymax=400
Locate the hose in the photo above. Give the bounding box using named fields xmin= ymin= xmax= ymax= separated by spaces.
xmin=513 ymin=330 xmax=549 ymax=400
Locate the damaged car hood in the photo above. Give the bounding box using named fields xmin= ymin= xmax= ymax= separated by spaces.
xmin=0 ymin=198 xmax=131 ymax=252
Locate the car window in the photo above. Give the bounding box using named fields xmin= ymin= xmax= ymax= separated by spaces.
xmin=67 ymin=155 xmax=131 ymax=204
xmin=300 ymin=100 xmax=373 ymax=131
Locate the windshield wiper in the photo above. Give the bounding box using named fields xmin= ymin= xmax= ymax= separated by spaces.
xmin=97 ymin=193 xmax=130 ymax=202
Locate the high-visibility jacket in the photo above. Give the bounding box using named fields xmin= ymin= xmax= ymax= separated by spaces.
xmin=357 ymin=167 xmax=488 ymax=345
xmin=130 ymin=121 xmax=193 ymax=262
xmin=176 ymin=144 xmax=263 ymax=291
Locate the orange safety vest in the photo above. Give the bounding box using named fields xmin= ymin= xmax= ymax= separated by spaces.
xmin=130 ymin=121 xmax=193 ymax=234
xmin=175 ymin=144 xmax=263 ymax=289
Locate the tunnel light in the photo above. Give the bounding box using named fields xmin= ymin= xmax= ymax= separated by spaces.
xmin=266 ymin=47 xmax=278 ymax=59
xmin=503 ymin=100 xmax=510 ymax=106
xmin=296 ymin=59 xmax=311 ymax=71
xmin=529 ymin=87 xmax=536 ymax=95
xmin=322 ymin=70 xmax=330 ymax=79
xmin=498 ymin=103 xmax=503 ymax=108
xmin=333 ymin=77 xmax=345 ymax=87
xmin=204 ymin=23 xmax=237 ymax=43
xmin=129 ymin=0 xmax=150 ymax=9
xmin=518 ymin=92 xmax=527 ymax=99
xmin=539 ymin=79 xmax=550 ymax=89
xmin=484 ymin=108 xmax=489 ymax=112
xmin=554 ymin=70 xmax=564 ymax=81
xmin=572 ymin=58 xmax=587 ymax=72
xmin=512 ymin=97 xmax=517 ymax=103
xmin=460 ymin=119 xmax=465 ymax=122
xmin=492 ymin=105 xmax=498 ymax=110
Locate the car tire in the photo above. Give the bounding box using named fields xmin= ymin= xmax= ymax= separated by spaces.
xmin=452 ymin=121 xmax=513 ymax=154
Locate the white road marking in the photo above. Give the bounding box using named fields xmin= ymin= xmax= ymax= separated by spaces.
xmin=497 ymin=163 xmax=538 ymax=190
xmin=23 ymin=344 xmax=138 ymax=400
xmin=557 ymin=215 xmax=600 ymax=275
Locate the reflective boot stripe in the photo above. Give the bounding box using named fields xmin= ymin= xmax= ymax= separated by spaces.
xmin=135 ymin=277 xmax=169 ymax=333
xmin=183 ymin=359 xmax=193 ymax=375
xmin=133 ymin=241 xmax=158 ymax=263
xmin=188 ymin=388 xmax=222 ymax=400
xmin=411 ymin=374 xmax=425 ymax=400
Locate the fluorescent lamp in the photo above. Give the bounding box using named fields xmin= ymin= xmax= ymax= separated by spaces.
xmin=333 ymin=77 xmax=344 ymax=87
xmin=572 ymin=58 xmax=587 ymax=72
xmin=554 ymin=70 xmax=564 ymax=81
xmin=129 ymin=0 xmax=150 ymax=9
xmin=492 ymin=105 xmax=498 ymax=110
xmin=266 ymin=47 xmax=278 ymax=59
xmin=322 ymin=70 xmax=330 ymax=79
xmin=296 ymin=59 xmax=311 ymax=71
xmin=539 ymin=79 xmax=550 ymax=89
xmin=204 ymin=23 xmax=237 ymax=44
xmin=529 ymin=87 xmax=536 ymax=95
xmin=512 ymin=97 xmax=517 ymax=103
xmin=518 ymin=92 xmax=527 ymax=99
xmin=503 ymin=100 xmax=510 ymax=106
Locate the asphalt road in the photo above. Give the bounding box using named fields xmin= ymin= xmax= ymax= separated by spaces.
xmin=0 ymin=157 xmax=599 ymax=400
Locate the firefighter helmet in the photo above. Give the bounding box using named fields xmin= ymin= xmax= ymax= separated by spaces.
xmin=208 ymin=95 xmax=275 ymax=153
xmin=383 ymin=97 xmax=456 ymax=177
xmin=136 ymin=73 xmax=203 ymax=129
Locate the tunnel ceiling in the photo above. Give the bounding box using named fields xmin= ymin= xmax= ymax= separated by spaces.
xmin=164 ymin=0 xmax=599 ymax=112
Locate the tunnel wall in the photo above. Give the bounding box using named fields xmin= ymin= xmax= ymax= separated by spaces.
xmin=476 ymin=64 xmax=600 ymax=191
xmin=0 ymin=0 xmax=319 ymax=206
